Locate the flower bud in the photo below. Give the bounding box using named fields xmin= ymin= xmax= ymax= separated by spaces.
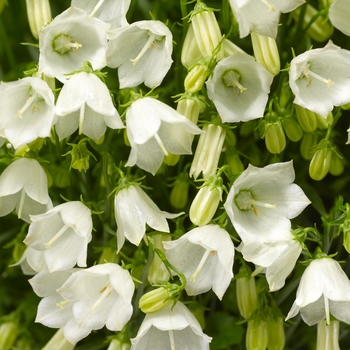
xmin=265 ymin=122 xmax=286 ymax=154
xmin=292 ymin=4 xmax=333 ymax=42
xmin=181 ymin=23 xmax=203 ymax=69
xmin=236 ymin=265 xmax=258 ymax=319
xmin=190 ymin=123 xmax=226 ymax=179
xmin=267 ymin=317 xmax=285 ymax=350
xmin=139 ymin=286 xmax=179 ymax=314
xmin=316 ymin=319 xmax=340 ymax=350
xmin=281 ymin=116 xmax=303 ymax=142
xmin=190 ymin=2 xmax=223 ymax=59
xmin=163 ymin=153 xmax=180 ymax=166
xmin=26 ymin=0 xmax=52 ymax=40
xmin=107 ymin=338 xmax=131 ymax=350
xmin=343 ymin=230 xmax=350 ymax=254
xmin=294 ymin=104 xmax=318 ymax=132
xmin=316 ymin=112 xmax=333 ymax=129
xmin=0 ymin=321 xmax=18 ymax=350
xmin=246 ymin=318 xmax=268 ymax=350
xmin=41 ymin=328 xmax=74 ymax=350
xmin=170 ymin=173 xmax=190 ymax=209
xmin=226 ymin=148 xmax=244 ymax=175
xmin=300 ymin=132 xmax=318 ymax=160
xmin=309 ymin=140 xmax=332 ymax=181
xmin=148 ymin=233 xmax=171 ymax=285
xmin=251 ymin=31 xmax=280 ymax=76
xmin=176 ymin=96 xmax=204 ymax=125
xmin=65 ymin=140 xmax=97 ymax=172
xmin=329 ymin=152 xmax=344 ymax=176
xmin=184 ymin=61 xmax=211 ymax=93
xmin=222 ymin=38 xmax=246 ymax=58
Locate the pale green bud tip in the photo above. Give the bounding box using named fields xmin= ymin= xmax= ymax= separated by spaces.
xmin=236 ymin=273 xmax=258 ymax=319
xmin=0 ymin=322 xmax=18 ymax=350
xmin=267 ymin=317 xmax=285 ymax=350
xmin=309 ymin=141 xmax=333 ymax=181
xmin=295 ymin=105 xmax=318 ymax=132
xmin=246 ymin=319 xmax=268 ymax=350
xmin=170 ymin=179 xmax=190 ymax=209
xmin=139 ymin=287 xmax=176 ymax=314
xmin=316 ymin=319 xmax=340 ymax=350
xmin=26 ymin=0 xmax=52 ymax=40
xmin=264 ymin=123 xmax=286 ymax=154
xmin=184 ymin=64 xmax=210 ymax=93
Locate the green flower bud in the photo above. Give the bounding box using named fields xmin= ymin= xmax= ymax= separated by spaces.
xmin=148 ymin=233 xmax=171 ymax=285
xmin=316 ymin=319 xmax=340 ymax=350
xmin=246 ymin=318 xmax=268 ymax=350
xmin=176 ymin=96 xmax=203 ymax=125
xmin=64 ymin=140 xmax=97 ymax=173
xmin=181 ymin=23 xmax=203 ymax=69
xmin=309 ymin=140 xmax=332 ymax=181
xmin=184 ymin=61 xmax=211 ymax=93
xmin=236 ymin=265 xmax=258 ymax=319
xmin=316 ymin=112 xmax=333 ymax=129
xmin=189 ymin=178 xmax=222 ymax=226
xmin=226 ymin=148 xmax=244 ymax=175
xmin=26 ymin=0 xmax=52 ymax=40
xmin=343 ymin=230 xmax=350 ymax=254
xmin=295 ymin=104 xmax=318 ymax=132
xmin=163 ymin=153 xmax=180 ymax=166
xmin=281 ymin=116 xmax=303 ymax=142
xmin=292 ymin=4 xmax=333 ymax=42
xmin=139 ymin=286 xmax=179 ymax=314
xmin=170 ymin=173 xmax=190 ymax=209
xmin=265 ymin=122 xmax=286 ymax=154
xmin=300 ymin=132 xmax=318 ymax=160
xmin=0 ymin=322 xmax=18 ymax=350
xmin=222 ymin=38 xmax=246 ymax=58
xmin=267 ymin=317 xmax=285 ymax=350
xmin=190 ymin=2 xmax=223 ymax=59
xmin=41 ymin=328 xmax=74 ymax=350
xmin=329 ymin=152 xmax=344 ymax=176
xmin=251 ymin=31 xmax=280 ymax=76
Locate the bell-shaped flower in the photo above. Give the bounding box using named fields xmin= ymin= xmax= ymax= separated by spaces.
xmin=164 ymin=224 xmax=234 ymax=300
xmin=38 ymin=6 xmax=109 ymax=82
xmin=286 ymin=256 xmax=350 ymax=326
xmin=329 ymin=0 xmax=350 ymax=37
xmin=289 ymin=41 xmax=350 ymax=118
xmin=239 ymin=231 xmax=303 ymax=292
xmin=130 ymin=301 xmax=212 ymax=350
xmin=125 ymin=97 xmax=202 ymax=175
xmin=106 ymin=20 xmax=173 ymax=88
xmin=206 ymin=52 xmax=273 ymax=123
xmin=72 ymin=0 xmax=131 ymax=29
xmin=114 ymin=182 xmax=181 ymax=252
xmin=224 ymin=161 xmax=310 ymax=244
xmin=0 ymin=158 xmax=52 ymax=222
xmin=24 ymin=201 xmax=93 ymax=272
xmin=229 ymin=0 xmax=305 ymax=38
xmin=55 ymin=70 xmax=124 ymax=142
xmin=12 ymin=246 xmax=47 ymax=275
xmin=0 ymin=77 xmax=55 ymax=149
xmin=57 ymin=263 xmax=134 ymax=344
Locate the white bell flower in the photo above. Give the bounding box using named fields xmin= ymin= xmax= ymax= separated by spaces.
xmin=206 ymin=52 xmax=273 ymax=123
xmin=224 ymin=161 xmax=310 ymax=244
xmin=130 ymin=301 xmax=212 ymax=350
xmin=24 ymin=201 xmax=93 ymax=272
xmin=229 ymin=0 xmax=305 ymax=38
xmin=72 ymin=0 xmax=131 ymax=29
xmin=38 ymin=6 xmax=109 ymax=82
xmin=286 ymin=257 xmax=350 ymax=326
xmin=164 ymin=224 xmax=234 ymax=300
xmin=106 ymin=20 xmax=173 ymax=88
xmin=55 ymin=71 xmax=124 ymax=142
xmin=289 ymin=41 xmax=350 ymax=118
xmin=114 ymin=183 xmax=181 ymax=252
xmin=0 ymin=77 xmax=55 ymax=149
xmin=57 ymin=263 xmax=134 ymax=344
xmin=239 ymin=231 xmax=303 ymax=292
xmin=125 ymin=97 xmax=202 ymax=175
xmin=329 ymin=0 xmax=350 ymax=37
xmin=0 ymin=158 xmax=52 ymax=222
xmin=12 ymin=247 xmax=47 ymax=275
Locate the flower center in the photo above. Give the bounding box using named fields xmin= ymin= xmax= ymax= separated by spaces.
xmin=301 ymin=63 xmax=334 ymax=87
xmin=130 ymin=31 xmax=163 ymax=65
xmin=234 ymin=189 xmax=276 ymax=216
xmin=53 ymin=34 xmax=83 ymax=55
xmin=222 ymin=69 xmax=247 ymax=95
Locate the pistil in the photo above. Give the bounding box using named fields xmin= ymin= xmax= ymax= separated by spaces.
xmin=44 ymin=224 xmax=70 ymax=248
xmin=130 ymin=33 xmax=157 ymax=65
xmin=16 ymin=92 xmax=38 ymax=118
xmin=190 ymin=249 xmax=214 ymax=281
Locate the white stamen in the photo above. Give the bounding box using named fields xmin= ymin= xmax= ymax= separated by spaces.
xmin=17 ymin=188 xmax=26 ymax=219
xmin=303 ymin=65 xmax=334 ymax=87
xmin=252 ymin=200 xmax=276 ymax=209
xmin=251 ymin=266 xmax=265 ymax=277
xmin=91 ymin=282 xmax=113 ymax=311
xmin=65 ymin=41 xmax=82 ymax=50
xmin=130 ymin=33 xmax=156 ymax=65
xmin=324 ymin=295 xmax=330 ymax=325
xmin=154 ymin=132 xmax=169 ymax=156
xmin=191 ymin=249 xmax=214 ymax=281
xmin=16 ymin=92 xmax=38 ymax=118
xmin=44 ymin=224 xmax=70 ymax=248
xmin=168 ymin=329 xmax=176 ymax=350
xmin=89 ymin=0 xmax=105 ymax=18
xmin=79 ymin=104 xmax=86 ymax=135
xmin=260 ymin=0 xmax=275 ymax=11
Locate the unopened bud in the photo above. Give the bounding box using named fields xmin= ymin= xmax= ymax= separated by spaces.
xmin=316 ymin=112 xmax=333 ymax=129
xmin=281 ymin=116 xmax=303 ymax=142
xmin=316 ymin=319 xmax=340 ymax=350
xmin=184 ymin=61 xmax=211 ymax=93
xmin=246 ymin=318 xmax=268 ymax=350
xmin=222 ymin=38 xmax=246 ymax=58
xmin=181 ymin=23 xmax=203 ymax=69
xmin=267 ymin=317 xmax=285 ymax=350
xmin=329 ymin=152 xmax=344 ymax=176
xmin=163 ymin=153 xmax=180 ymax=166
xmin=170 ymin=174 xmax=190 ymax=209
xmin=300 ymin=132 xmax=319 ymax=160
xmin=139 ymin=286 xmax=178 ymax=314
xmin=309 ymin=140 xmax=332 ymax=181
xmin=265 ymin=122 xmax=286 ymax=154
xmin=0 ymin=321 xmax=18 ymax=350
xmin=26 ymin=0 xmax=52 ymax=40
xmin=251 ymin=31 xmax=280 ymax=76
xmin=176 ymin=96 xmax=203 ymax=125
xmin=42 ymin=328 xmax=74 ymax=350
xmin=295 ymin=104 xmax=318 ymax=132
